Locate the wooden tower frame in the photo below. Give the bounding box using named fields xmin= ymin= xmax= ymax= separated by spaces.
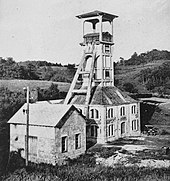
xmin=64 ymin=11 xmax=118 ymax=106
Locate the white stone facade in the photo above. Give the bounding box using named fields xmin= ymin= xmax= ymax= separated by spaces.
xmin=75 ymin=102 xmax=141 ymax=144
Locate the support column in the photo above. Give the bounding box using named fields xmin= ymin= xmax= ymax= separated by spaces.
xmin=111 ymin=21 xmax=114 ymax=43
xmin=100 ymin=106 xmax=107 ymax=143
xmin=99 ymin=16 xmax=103 ymax=42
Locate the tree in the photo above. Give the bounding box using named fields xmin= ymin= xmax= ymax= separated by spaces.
xmin=123 ymin=82 xmax=138 ymax=93
xmin=38 ymin=83 xmax=60 ymax=101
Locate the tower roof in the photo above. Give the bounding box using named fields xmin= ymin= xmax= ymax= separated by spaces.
xmin=76 ymin=10 xmax=118 ymax=21
xmin=69 ymin=86 xmax=137 ymax=105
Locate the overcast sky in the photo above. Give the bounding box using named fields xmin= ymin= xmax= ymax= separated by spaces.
xmin=0 ymin=0 xmax=170 ymax=64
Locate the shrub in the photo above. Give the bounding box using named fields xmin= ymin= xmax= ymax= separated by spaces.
xmin=6 ymin=151 xmax=24 ymax=172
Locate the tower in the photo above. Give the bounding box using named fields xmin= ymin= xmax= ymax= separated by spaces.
xmin=64 ymin=11 xmax=140 ymax=144
xmin=64 ymin=10 xmax=118 ymax=105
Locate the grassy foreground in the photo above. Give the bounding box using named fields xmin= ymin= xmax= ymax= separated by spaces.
xmin=2 ymin=163 xmax=170 ymax=181
xmin=1 ymin=136 xmax=170 ymax=181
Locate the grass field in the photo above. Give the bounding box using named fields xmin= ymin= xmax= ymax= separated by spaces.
xmin=1 ymin=135 xmax=170 ymax=181
xmin=0 ymin=79 xmax=70 ymax=92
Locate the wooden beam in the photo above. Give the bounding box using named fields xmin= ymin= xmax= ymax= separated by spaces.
xmin=85 ymin=51 xmax=96 ymax=105
xmin=64 ymin=52 xmax=86 ymax=104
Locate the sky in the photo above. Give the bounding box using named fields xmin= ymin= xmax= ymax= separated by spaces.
xmin=0 ymin=0 xmax=170 ymax=64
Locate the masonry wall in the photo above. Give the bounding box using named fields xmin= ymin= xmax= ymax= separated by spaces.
xmin=10 ymin=124 xmax=56 ymax=165
xmin=55 ymin=110 xmax=86 ymax=164
xmin=74 ymin=102 xmax=141 ymax=145
xmin=106 ymin=103 xmax=141 ymax=142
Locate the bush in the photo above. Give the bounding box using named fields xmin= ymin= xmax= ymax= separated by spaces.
xmin=6 ymin=151 xmax=25 ymax=172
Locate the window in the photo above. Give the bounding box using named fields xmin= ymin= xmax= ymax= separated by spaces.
xmin=108 ymin=108 xmax=114 ymax=118
xmin=28 ymin=136 xmax=37 ymax=156
xmin=103 ymin=45 xmax=111 ymax=54
xmin=105 ymin=45 xmax=110 ymax=53
xmin=107 ymin=123 xmax=114 ymax=137
xmin=120 ymin=106 xmax=125 ymax=116
xmin=75 ymin=134 xmax=81 ymax=149
xmin=105 ymin=70 xmax=110 ymax=78
xmin=131 ymin=105 xmax=136 ymax=114
xmin=104 ymin=56 xmax=111 ymax=68
xmin=61 ymin=136 xmax=68 ymax=153
xmin=121 ymin=122 xmax=125 ymax=134
xmin=96 ymin=109 xmax=99 ymax=119
xmin=91 ymin=125 xmax=98 ymax=137
xmin=90 ymin=109 xmax=99 ymax=119
xmin=90 ymin=109 xmax=94 ymax=118
xmin=132 ymin=120 xmax=139 ymax=131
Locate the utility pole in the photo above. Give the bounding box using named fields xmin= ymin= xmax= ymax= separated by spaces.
xmin=25 ymin=86 xmax=29 ymax=166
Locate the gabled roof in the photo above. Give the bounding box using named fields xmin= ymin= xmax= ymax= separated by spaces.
xmin=69 ymin=86 xmax=137 ymax=105
xmin=8 ymin=101 xmax=79 ymax=127
xmin=76 ymin=10 xmax=118 ymax=21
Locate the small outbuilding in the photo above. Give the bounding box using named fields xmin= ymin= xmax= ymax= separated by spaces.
xmin=8 ymin=101 xmax=86 ymax=165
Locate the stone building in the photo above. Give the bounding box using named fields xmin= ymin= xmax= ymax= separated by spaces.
xmin=64 ymin=10 xmax=141 ymax=143
xmin=70 ymin=86 xmax=140 ymax=144
xmin=8 ymin=101 xmax=86 ymax=164
xmin=8 ymin=10 xmax=141 ymax=165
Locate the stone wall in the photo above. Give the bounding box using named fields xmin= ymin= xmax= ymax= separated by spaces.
xmin=10 ymin=124 xmax=56 ymax=165
xmin=55 ymin=109 xmax=86 ymax=164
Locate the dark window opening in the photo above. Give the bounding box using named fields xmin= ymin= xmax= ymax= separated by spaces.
xmin=75 ymin=133 xmax=81 ymax=149
xmin=105 ymin=70 xmax=110 ymax=78
xmin=61 ymin=136 xmax=68 ymax=153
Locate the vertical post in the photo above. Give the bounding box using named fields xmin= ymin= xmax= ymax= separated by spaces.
xmin=99 ymin=16 xmax=102 ymax=42
xmin=111 ymin=20 xmax=114 ymax=86
xmin=25 ymin=86 xmax=29 ymax=166
xmin=82 ymin=20 xmax=85 ymax=37
xmin=111 ymin=21 xmax=114 ymax=43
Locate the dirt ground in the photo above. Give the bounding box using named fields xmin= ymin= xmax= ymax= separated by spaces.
xmin=95 ymin=135 xmax=170 ymax=168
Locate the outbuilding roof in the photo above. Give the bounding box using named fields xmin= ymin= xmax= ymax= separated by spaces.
xmin=69 ymin=86 xmax=137 ymax=105
xmin=8 ymin=101 xmax=78 ymax=127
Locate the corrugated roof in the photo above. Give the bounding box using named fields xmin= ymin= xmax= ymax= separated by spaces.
xmin=69 ymin=86 xmax=137 ymax=105
xmin=76 ymin=10 xmax=118 ymax=20
xmin=8 ymin=101 xmax=74 ymax=127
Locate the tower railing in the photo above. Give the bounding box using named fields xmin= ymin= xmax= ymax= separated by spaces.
xmin=83 ymin=32 xmax=113 ymax=45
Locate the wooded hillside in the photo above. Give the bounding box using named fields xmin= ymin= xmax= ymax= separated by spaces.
xmin=115 ymin=49 xmax=170 ymax=95
xmin=0 ymin=58 xmax=76 ymax=83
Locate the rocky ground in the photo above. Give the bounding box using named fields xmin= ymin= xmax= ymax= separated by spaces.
xmin=94 ymin=136 xmax=170 ymax=168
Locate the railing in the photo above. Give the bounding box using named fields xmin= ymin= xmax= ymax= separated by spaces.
xmin=83 ymin=32 xmax=113 ymax=44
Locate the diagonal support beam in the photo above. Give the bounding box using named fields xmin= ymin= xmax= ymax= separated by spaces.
xmin=64 ymin=51 xmax=86 ymax=104
xmin=85 ymin=52 xmax=96 ymax=105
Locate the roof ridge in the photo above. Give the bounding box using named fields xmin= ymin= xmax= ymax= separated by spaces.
xmin=102 ymin=88 xmax=113 ymax=105
xmin=115 ymin=89 xmax=127 ymax=102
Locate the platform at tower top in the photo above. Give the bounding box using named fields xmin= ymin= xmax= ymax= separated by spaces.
xmin=76 ymin=10 xmax=118 ymax=21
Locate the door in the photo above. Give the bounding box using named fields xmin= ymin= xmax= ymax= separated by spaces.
xmin=121 ymin=122 xmax=125 ymax=136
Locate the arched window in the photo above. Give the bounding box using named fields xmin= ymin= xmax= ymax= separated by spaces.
xmin=120 ymin=106 xmax=125 ymax=116
xmin=121 ymin=122 xmax=125 ymax=134
xmin=132 ymin=120 xmax=139 ymax=131
xmin=90 ymin=109 xmax=94 ymax=118
xmin=95 ymin=109 xmax=99 ymax=119
xmin=107 ymin=123 xmax=114 ymax=137
xmin=90 ymin=109 xmax=99 ymax=119
xmin=108 ymin=108 xmax=114 ymax=118
xmin=131 ymin=105 xmax=136 ymax=114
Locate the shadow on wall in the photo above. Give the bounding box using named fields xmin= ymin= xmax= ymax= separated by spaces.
xmin=86 ymin=139 xmax=97 ymax=150
xmin=140 ymin=102 xmax=157 ymax=131
xmin=86 ymin=125 xmax=97 ymax=149
xmin=0 ymin=123 xmax=10 ymax=176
